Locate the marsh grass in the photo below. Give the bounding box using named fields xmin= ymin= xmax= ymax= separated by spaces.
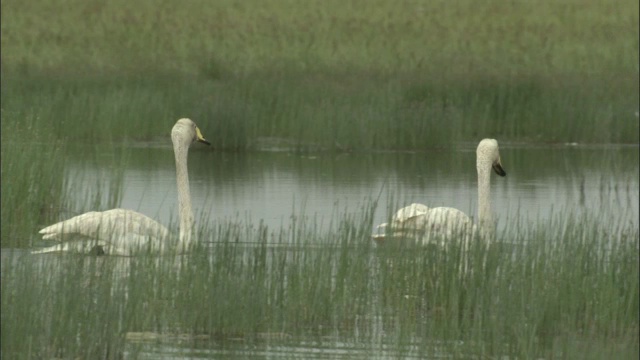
xmin=3 ymin=70 xmax=638 ymax=154
xmin=3 ymin=0 xmax=637 ymax=75
xmin=2 ymin=137 xmax=134 ymax=250
xmin=2 ymin=202 xmax=638 ymax=359
xmin=2 ymin=0 xmax=639 ymax=148
xmin=0 ymin=112 xmax=69 ymax=248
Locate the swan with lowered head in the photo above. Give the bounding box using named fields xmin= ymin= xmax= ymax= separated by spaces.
xmin=373 ymin=139 xmax=506 ymax=245
xmin=32 ymin=118 xmax=210 ymax=256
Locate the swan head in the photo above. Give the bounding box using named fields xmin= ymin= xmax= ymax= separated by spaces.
xmin=172 ymin=118 xmax=211 ymax=147
xmin=477 ymin=139 xmax=506 ymax=177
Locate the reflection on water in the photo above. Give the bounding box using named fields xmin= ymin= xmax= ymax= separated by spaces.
xmin=62 ymin=143 xmax=639 ymax=236
xmin=128 ymin=339 xmax=429 ymax=359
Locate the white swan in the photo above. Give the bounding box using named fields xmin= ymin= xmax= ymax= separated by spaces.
xmin=373 ymin=138 xmax=506 ymax=246
xmin=32 ymin=118 xmax=210 ymax=256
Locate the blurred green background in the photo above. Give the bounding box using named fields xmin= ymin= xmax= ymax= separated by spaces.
xmin=2 ymin=0 xmax=638 ymax=148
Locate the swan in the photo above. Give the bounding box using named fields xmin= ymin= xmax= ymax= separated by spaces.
xmin=31 ymin=118 xmax=210 ymax=256
xmin=373 ymin=138 xmax=506 ymax=246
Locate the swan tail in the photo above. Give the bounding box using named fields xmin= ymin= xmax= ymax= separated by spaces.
xmin=31 ymin=243 xmax=70 ymax=254
xmin=38 ymin=225 xmax=76 ymax=241
xmin=40 ymin=232 xmax=62 ymax=241
xmin=38 ymin=211 xmax=114 ymax=241
xmin=31 ymin=240 xmax=108 ymax=255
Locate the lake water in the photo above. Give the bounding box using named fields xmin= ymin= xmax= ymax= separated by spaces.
xmin=61 ymin=142 xmax=639 ymax=236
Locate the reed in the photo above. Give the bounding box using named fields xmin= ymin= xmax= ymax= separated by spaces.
xmin=0 ymin=111 xmax=69 ymax=248
xmin=2 ymin=202 xmax=637 ymax=358
xmin=3 ymin=70 xmax=638 ymax=153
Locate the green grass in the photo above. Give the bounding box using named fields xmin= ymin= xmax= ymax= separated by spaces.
xmin=2 ymin=0 xmax=637 ymax=75
xmin=0 ymin=113 xmax=68 ymax=248
xmin=1 ymin=0 xmax=638 ymax=148
xmin=0 ymin=112 xmax=135 ymax=248
xmin=2 ymin=70 xmax=638 ymax=151
xmin=1 ymin=203 xmax=638 ymax=359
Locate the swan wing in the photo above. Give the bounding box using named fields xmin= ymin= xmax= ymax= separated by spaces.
xmin=373 ymin=203 xmax=430 ymax=242
xmin=35 ymin=209 xmax=170 ymax=255
xmin=391 ymin=203 xmax=430 ymax=223
xmin=39 ymin=208 xmax=169 ymax=241
xmin=375 ymin=206 xmax=473 ymax=245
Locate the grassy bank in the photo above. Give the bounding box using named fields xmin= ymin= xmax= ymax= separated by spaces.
xmin=2 ymin=204 xmax=638 ymax=359
xmin=1 ymin=0 xmax=638 ymax=148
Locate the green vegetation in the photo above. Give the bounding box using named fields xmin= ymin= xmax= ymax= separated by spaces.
xmin=2 ymin=0 xmax=637 ymax=75
xmin=1 ymin=0 xmax=638 ymax=148
xmin=0 ymin=115 xmax=68 ymax=248
xmin=2 ymin=204 xmax=638 ymax=358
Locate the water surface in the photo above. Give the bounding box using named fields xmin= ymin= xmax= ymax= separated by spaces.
xmin=59 ymin=142 xmax=640 ymax=237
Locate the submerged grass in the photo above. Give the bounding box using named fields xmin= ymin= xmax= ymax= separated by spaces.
xmin=1 ymin=203 xmax=638 ymax=359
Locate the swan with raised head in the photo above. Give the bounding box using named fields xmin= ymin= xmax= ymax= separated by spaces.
xmin=373 ymin=138 xmax=506 ymax=245
xmin=32 ymin=118 xmax=210 ymax=255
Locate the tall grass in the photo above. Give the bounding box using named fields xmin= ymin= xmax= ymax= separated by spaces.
xmin=1 ymin=0 xmax=638 ymax=148
xmin=2 ymin=0 xmax=637 ymax=75
xmin=0 ymin=111 xmax=69 ymax=248
xmin=0 ymin=110 xmax=138 ymax=249
xmin=2 ymin=203 xmax=638 ymax=359
xmin=2 ymin=70 xmax=638 ymax=151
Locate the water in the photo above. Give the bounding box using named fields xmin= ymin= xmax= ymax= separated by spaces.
xmin=61 ymin=142 xmax=640 ymax=236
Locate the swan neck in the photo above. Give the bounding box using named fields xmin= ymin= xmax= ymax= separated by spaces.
xmin=477 ymin=161 xmax=493 ymax=233
xmin=174 ymin=140 xmax=194 ymax=249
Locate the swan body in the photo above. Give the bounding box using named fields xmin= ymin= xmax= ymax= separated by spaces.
xmin=34 ymin=209 xmax=170 ymax=255
xmin=374 ymin=205 xmax=475 ymax=246
xmin=373 ymin=139 xmax=506 ymax=245
xmin=32 ymin=118 xmax=210 ymax=255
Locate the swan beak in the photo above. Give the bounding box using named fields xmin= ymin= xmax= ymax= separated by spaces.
xmin=195 ymin=127 xmax=211 ymax=146
xmin=492 ymin=159 xmax=506 ymax=177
